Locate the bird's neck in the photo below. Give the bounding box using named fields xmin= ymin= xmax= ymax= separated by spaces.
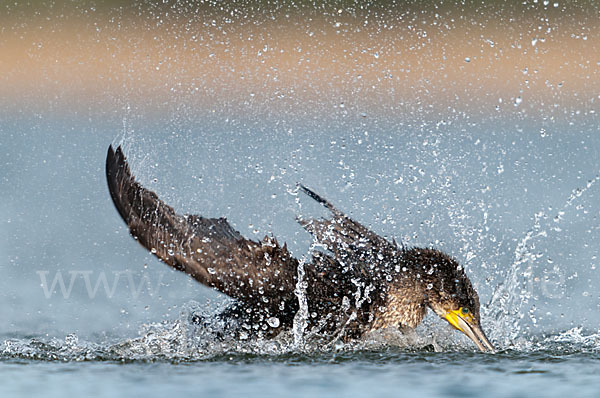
xmin=370 ymin=280 xmax=428 ymax=330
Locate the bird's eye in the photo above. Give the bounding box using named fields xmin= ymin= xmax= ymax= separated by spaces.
xmin=461 ymin=307 xmax=470 ymax=315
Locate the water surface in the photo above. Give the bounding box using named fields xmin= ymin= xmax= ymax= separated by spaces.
xmin=3 ymin=334 xmax=600 ymax=397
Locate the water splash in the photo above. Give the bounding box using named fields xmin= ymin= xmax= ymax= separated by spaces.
xmin=0 ymin=319 xmax=463 ymax=362
xmin=292 ymin=249 xmax=310 ymax=349
xmin=485 ymin=174 xmax=600 ymax=347
xmin=541 ymin=327 xmax=600 ymax=352
xmin=5 ymin=305 xmax=600 ymax=363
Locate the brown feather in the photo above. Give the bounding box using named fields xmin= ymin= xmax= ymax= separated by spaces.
xmin=106 ymin=146 xmax=299 ymax=315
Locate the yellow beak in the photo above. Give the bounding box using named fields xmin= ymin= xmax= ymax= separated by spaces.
xmin=445 ymin=309 xmax=495 ymax=352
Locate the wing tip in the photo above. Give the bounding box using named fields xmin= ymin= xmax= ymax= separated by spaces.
xmin=106 ymin=144 xmax=119 ymax=175
xmin=298 ymin=183 xmax=324 ymax=203
xmin=106 ymin=144 xmax=133 ymax=223
xmin=106 ymin=145 xmax=129 ymax=183
xmin=298 ymin=184 xmax=337 ymax=212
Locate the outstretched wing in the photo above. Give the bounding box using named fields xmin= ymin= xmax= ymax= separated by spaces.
xmin=106 ymin=145 xmax=299 ymax=309
xmin=298 ymin=185 xmax=401 ymax=287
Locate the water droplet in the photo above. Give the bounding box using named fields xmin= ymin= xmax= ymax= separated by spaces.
xmin=267 ymin=317 xmax=280 ymax=328
xmin=65 ymin=334 xmax=78 ymax=346
xmin=342 ymin=296 xmax=351 ymax=309
xmin=514 ymin=96 xmax=523 ymax=106
xmin=464 ymin=57 xmax=471 ymax=63
xmin=207 ymin=267 xmax=216 ymax=274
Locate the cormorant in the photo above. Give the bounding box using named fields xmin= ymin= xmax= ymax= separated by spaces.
xmin=106 ymin=145 xmax=494 ymax=352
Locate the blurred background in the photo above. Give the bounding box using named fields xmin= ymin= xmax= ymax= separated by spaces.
xmin=1 ymin=0 xmax=599 ymax=343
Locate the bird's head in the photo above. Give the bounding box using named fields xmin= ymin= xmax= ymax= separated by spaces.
xmin=402 ymin=248 xmax=494 ymax=352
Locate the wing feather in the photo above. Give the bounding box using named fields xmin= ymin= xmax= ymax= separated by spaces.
xmin=298 ymin=185 xmax=401 ymax=287
xmin=106 ymin=145 xmax=299 ymax=309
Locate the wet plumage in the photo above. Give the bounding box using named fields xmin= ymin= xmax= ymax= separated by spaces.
xmin=106 ymin=145 xmax=493 ymax=351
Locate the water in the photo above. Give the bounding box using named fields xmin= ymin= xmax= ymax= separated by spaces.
xmin=3 ymin=330 xmax=600 ymax=397
xmin=3 ymin=251 xmax=600 ymax=398
xmin=485 ymin=175 xmax=600 ymax=346
xmin=3 ymin=352 xmax=600 ymax=397
xmin=3 ymin=281 xmax=600 ymax=397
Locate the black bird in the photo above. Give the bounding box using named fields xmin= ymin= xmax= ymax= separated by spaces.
xmin=106 ymin=145 xmax=494 ymax=352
